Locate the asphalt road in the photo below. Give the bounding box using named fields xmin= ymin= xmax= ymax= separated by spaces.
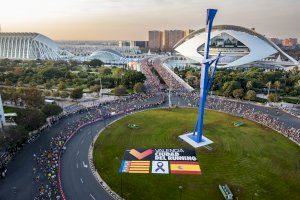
xmin=0 ymin=111 xmax=93 ymax=200
xmin=61 ymin=117 xmax=117 ymax=200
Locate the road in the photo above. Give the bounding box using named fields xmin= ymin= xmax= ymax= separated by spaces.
xmin=0 ymin=111 xmax=93 ymax=200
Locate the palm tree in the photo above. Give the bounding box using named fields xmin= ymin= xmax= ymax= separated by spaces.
xmin=246 ymin=81 xmax=253 ymax=90
xmin=274 ymin=81 xmax=281 ymax=95
xmin=266 ymin=81 xmax=272 ymax=97
xmin=296 ymin=80 xmax=300 ymax=89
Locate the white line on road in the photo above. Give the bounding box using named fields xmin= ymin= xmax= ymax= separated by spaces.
xmin=90 ymin=194 xmax=96 ymax=200
xmin=81 ymin=138 xmax=85 ymax=144
xmin=83 ymin=161 xmax=88 ymax=168
xmin=76 ymin=163 xmax=78 ymax=168
xmin=77 ymin=150 xmax=80 ymax=156
xmin=80 ymin=178 xmax=84 ymax=184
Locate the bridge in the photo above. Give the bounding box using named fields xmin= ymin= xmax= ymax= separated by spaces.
xmin=141 ymin=57 xmax=194 ymax=92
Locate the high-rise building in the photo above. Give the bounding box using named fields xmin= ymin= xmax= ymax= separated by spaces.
xmin=163 ymin=30 xmax=170 ymax=51
xmin=149 ymin=29 xmax=195 ymax=51
xmin=184 ymin=29 xmax=195 ymax=37
xmin=118 ymin=40 xmax=131 ymax=47
xmin=270 ymin=38 xmax=283 ymax=46
xmin=163 ymin=30 xmax=185 ymax=51
xmin=282 ymin=38 xmax=298 ymax=47
xmin=134 ymin=41 xmax=148 ymax=49
xmin=148 ymin=31 xmax=163 ymax=51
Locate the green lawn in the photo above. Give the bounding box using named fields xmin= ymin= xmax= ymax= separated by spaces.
xmin=3 ymin=106 xmax=21 ymax=113
xmin=93 ymin=108 xmax=300 ymax=200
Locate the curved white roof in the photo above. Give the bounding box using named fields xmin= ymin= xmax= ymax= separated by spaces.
xmin=0 ymin=32 xmax=62 ymax=60
xmin=175 ymin=25 xmax=299 ymax=68
xmin=89 ymin=49 xmax=127 ymax=64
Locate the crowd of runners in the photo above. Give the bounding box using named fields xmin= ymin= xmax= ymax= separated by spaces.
xmin=140 ymin=59 xmax=161 ymax=92
xmin=30 ymin=93 xmax=165 ymax=199
xmin=177 ymin=91 xmax=300 ymax=144
xmin=151 ymin=59 xmax=189 ymax=91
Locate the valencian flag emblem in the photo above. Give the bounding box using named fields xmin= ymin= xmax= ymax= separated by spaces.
xmin=119 ymin=148 xmax=201 ymax=175
xmin=119 ymin=161 xmax=150 ymax=174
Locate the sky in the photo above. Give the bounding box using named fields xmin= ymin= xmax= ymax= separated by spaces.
xmin=0 ymin=0 xmax=299 ymax=41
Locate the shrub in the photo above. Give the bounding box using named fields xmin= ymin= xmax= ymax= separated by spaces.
xmin=114 ymin=85 xmax=127 ymax=96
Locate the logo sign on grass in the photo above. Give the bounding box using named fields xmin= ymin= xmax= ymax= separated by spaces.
xmin=119 ymin=148 xmax=201 ymax=175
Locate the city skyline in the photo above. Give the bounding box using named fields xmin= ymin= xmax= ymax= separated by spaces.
xmin=0 ymin=0 xmax=299 ymax=40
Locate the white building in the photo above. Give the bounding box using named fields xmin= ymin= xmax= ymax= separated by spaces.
xmin=0 ymin=32 xmax=64 ymax=60
xmin=175 ymin=25 xmax=299 ymax=69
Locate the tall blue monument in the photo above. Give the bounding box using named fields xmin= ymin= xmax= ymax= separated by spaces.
xmin=179 ymin=9 xmax=221 ymax=147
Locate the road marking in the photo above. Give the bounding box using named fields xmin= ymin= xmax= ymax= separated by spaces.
xmin=90 ymin=194 xmax=96 ymax=200
xmin=80 ymin=178 xmax=84 ymax=184
xmin=76 ymin=163 xmax=78 ymax=168
xmin=77 ymin=150 xmax=80 ymax=156
xmin=83 ymin=161 xmax=88 ymax=168
xmin=81 ymin=138 xmax=85 ymax=144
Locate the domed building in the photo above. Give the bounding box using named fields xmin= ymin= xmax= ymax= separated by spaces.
xmin=88 ymin=49 xmax=127 ymax=64
xmin=175 ymin=25 xmax=299 ymax=69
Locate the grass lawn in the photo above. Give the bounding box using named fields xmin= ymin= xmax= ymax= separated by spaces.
xmin=93 ymin=108 xmax=300 ymax=200
xmin=3 ymin=106 xmax=21 ymax=113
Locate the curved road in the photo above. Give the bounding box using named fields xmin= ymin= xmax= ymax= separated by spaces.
xmin=61 ymin=95 xmax=168 ymax=200
xmin=0 ymin=111 xmax=95 ymax=200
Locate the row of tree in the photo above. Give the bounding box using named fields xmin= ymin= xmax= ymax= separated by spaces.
xmin=0 ymin=60 xmax=146 ymax=95
xmin=174 ymin=66 xmax=300 ymax=102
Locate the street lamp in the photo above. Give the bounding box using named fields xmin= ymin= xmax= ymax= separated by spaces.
xmin=179 ymin=185 xmax=183 ymax=200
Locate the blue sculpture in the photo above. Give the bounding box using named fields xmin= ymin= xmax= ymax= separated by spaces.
xmin=190 ymin=9 xmax=221 ymax=143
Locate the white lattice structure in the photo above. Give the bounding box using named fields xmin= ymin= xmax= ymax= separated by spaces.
xmin=0 ymin=32 xmax=62 ymax=60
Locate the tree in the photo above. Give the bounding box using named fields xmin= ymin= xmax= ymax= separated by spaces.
xmin=268 ymin=93 xmax=279 ymax=102
xmin=60 ymin=91 xmax=69 ymax=98
xmin=114 ymin=85 xmax=127 ymax=96
xmin=246 ymin=81 xmax=253 ymax=90
xmin=15 ymin=108 xmax=46 ymax=131
xmin=51 ymin=90 xmax=60 ymax=97
xmin=122 ymin=70 xmax=146 ymax=89
xmin=4 ymin=79 xmax=13 ymax=86
xmin=44 ymin=82 xmax=52 ymax=89
xmin=245 ymin=90 xmax=256 ymax=101
xmin=185 ymin=71 xmax=194 ymax=79
xmin=274 ymin=81 xmax=281 ymax=95
xmin=70 ymin=87 xmax=83 ymax=100
xmin=295 ymin=80 xmax=300 ymax=89
xmin=112 ymin=68 xmax=126 ymax=78
xmin=222 ymin=81 xmax=241 ymax=97
xmin=98 ymin=67 xmax=112 ymax=75
xmin=41 ymin=104 xmax=63 ymax=117
xmin=233 ymin=89 xmax=244 ymax=99
xmin=43 ymin=90 xmax=51 ymax=96
xmin=40 ymin=67 xmax=64 ymax=80
xmin=90 ymin=85 xmax=101 ymax=93
xmin=89 ymin=59 xmax=103 ymax=67
xmin=58 ymin=82 xmax=66 ymax=91
xmin=133 ymin=82 xmax=146 ymax=93
xmin=266 ymin=81 xmax=272 ymax=97
xmin=23 ymin=87 xmax=44 ymax=108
